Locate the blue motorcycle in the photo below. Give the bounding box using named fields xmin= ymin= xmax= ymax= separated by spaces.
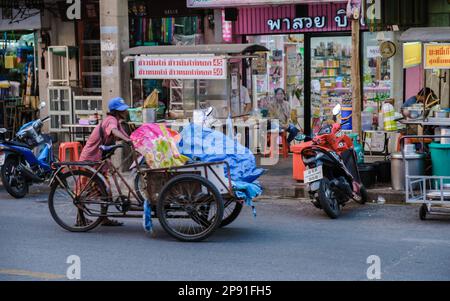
xmin=0 ymin=114 xmax=54 ymax=198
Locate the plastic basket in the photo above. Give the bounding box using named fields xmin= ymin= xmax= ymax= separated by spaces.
xmin=128 ymin=108 xmax=143 ymax=123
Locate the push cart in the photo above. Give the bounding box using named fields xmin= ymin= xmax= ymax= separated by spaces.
xmin=400 ymin=135 xmax=450 ymax=220
xmin=48 ymin=144 xmax=243 ymax=242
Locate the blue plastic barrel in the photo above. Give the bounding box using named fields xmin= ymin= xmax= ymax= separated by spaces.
xmin=341 ymin=105 xmax=352 ymax=130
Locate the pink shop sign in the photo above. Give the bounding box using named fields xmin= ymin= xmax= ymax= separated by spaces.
xmin=234 ymin=4 xmax=366 ymax=35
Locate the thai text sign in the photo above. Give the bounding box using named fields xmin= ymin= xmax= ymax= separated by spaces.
xmin=424 ymin=43 xmax=450 ymax=70
xmin=403 ymin=42 xmax=422 ymax=69
xmin=187 ymin=0 xmax=348 ymax=8
xmin=134 ymin=55 xmax=227 ymax=80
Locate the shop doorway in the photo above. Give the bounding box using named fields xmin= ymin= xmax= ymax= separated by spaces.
xmin=310 ymin=35 xmax=352 ymax=134
xmin=247 ymin=34 xmax=305 ymax=131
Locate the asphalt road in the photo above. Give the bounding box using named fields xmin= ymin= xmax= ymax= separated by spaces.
xmin=1 ymin=184 xmax=450 ymax=281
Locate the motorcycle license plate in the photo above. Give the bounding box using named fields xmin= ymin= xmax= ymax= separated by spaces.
xmin=304 ymin=166 xmax=323 ymax=184
xmin=0 ymin=153 xmax=5 ymax=166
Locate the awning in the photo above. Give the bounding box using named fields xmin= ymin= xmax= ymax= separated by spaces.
xmin=122 ymin=43 xmax=269 ymax=56
xmin=399 ymin=27 xmax=450 ymax=43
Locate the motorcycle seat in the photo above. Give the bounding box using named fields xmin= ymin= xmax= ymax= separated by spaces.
xmin=4 ymin=140 xmax=31 ymax=149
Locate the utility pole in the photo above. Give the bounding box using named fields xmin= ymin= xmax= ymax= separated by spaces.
xmin=351 ymin=18 xmax=362 ymax=137
xmin=348 ymin=0 xmax=362 ymax=138
xmin=99 ymin=0 xmax=130 ymax=114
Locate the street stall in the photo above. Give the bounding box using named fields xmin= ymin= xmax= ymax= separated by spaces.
xmin=122 ymin=44 xmax=269 ymax=118
xmin=122 ymin=43 xmax=270 ymax=149
xmin=395 ymin=27 xmax=450 ymax=218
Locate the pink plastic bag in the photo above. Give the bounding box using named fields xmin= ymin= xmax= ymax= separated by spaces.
xmin=131 ymin=123 xmax=187 ymax=169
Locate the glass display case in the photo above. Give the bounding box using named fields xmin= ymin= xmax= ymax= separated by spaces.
xmin=362 ymin=32 xmax=394 ymax=131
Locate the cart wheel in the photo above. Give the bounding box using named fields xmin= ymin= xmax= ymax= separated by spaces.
xmin=157 ymin=174 xmax=224 ymax=242
xmin=220 ymin=199 xmax=243 ymax=228
xmin=419 ymin=204 xmax=428 ymax=221
xmin=48 ymin=169 xmax=108 ymax=232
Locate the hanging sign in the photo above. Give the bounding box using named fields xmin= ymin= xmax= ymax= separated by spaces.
xmin=379 ymin=41 xmax=396 ymax=59
xmin=424 ymin=43 xmax=450 ymax=70
xmin=367 ymin=46 xmax=381 ymax=58
xmin=187 ymin=0 xmax=347 ymax=8
xmin=403 ymin=42 xmax=422 ymax=69
xmin=134 ymin=55 xmax=227 ymax=80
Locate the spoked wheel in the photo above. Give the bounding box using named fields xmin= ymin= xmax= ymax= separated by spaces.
xmin=133 ymin=161 xmax=148 ymax=203
xmin=220 ymin=198 xmax=243 ymax=228
xmin=1 ymin=157 xmax=28 ymax=199
xmin=157 ymin=174 xmax=224 ymax=242
xmin=318 ymin=177 xmax=341 ymax=219
xmin=134 ymin=172 xmax=147 ymax=203
xmin=48 ymin=169 xmax=108 ymax=232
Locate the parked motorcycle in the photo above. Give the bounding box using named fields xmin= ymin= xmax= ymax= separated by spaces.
xmin=301 ymin=104 xmax=367 ymax=219
xmin=0 ymin=103 xmax=54 ymax=198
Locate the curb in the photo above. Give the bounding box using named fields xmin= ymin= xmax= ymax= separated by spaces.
xmin=261 ymin=183 xmax=407 ymax=205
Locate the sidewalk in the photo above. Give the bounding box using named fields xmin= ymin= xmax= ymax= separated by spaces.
xmin=257 ymin=155 xmax=406 ymax=204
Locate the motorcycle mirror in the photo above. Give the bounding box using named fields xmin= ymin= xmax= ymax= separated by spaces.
xmin=205 ymin=106 xmax=214 ymax=117
xmin=294 ymin=134 xmax=307 ymax=142
xmin=332 ymin=104 xmax=341 ymax=116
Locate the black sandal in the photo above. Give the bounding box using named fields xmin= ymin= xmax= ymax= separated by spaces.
xmin=101 ymin=218 xmax=124 ymax=227
xmin=75 ymin=214 xmax=93 ymax=227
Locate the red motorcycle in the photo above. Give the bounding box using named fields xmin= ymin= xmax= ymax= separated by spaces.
xmin=301 ymin=105 xmax=367 ymax=219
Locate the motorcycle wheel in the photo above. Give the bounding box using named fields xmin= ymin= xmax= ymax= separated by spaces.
xmin=1 ymin=157 xmax=28 ymax=199
xmin=317 ymin=177 xmax=341 ymax=219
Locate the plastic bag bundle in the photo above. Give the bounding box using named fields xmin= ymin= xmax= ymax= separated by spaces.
xmin=131 ymin=123 xmax=189 ymax=169
xmin=143 ymin=89 xmax=159 ymax=109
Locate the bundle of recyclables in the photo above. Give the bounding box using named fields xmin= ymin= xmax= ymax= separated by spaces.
xmin=178 ymin=123 xmax=264 ymax=214
xmin=130 ymin=122 xmax=264 ymax=215
xmin=131 ymin=123 xmax=189 ymax=169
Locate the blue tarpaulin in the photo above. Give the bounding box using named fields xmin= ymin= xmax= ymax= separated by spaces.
xmin=178 ymin=124 xmax=265 ymax=183
xmin=178 ymin=123 xmax=264 ymax=214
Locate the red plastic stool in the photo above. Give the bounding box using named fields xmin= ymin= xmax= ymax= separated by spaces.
xmin=264 ymin=131 xmax=289 ymax=159
xmin=59 ymin=142 xmax=82 ymax=162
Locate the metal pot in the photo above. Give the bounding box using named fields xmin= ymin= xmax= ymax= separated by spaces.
xmin=434 ymin=110 xmax=449 ymax=118
xmin=390 ymin=152 xmax=425 ymax=191
xmin=401 ymin=107 xmax=423 ymax=120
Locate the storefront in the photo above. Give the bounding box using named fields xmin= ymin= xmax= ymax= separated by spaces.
xmin=232 ymin=2 xmax=397 ymax=135
xmin=0 ymin=7 xmax=41 ymax=131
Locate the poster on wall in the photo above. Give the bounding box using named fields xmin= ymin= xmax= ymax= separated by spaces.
xmin=424 ymin=43 xmax=450 ymax=70
xmin=367 ymin=46 xmax=381 ymax=58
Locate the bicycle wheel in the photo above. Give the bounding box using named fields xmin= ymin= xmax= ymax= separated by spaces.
xmin=220 ymin=198 xmax=243 ymax=228
xmin=48 ymin=169 xmax=108 ymax=232
xmin=134 ymin=171 xmax=147 ymax=203
xmin=157 ymin=174 xmax=224 ymax=242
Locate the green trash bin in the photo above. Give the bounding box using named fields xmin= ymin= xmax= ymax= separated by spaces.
xmin=429 ymin=142 xmax=450 ymax=188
